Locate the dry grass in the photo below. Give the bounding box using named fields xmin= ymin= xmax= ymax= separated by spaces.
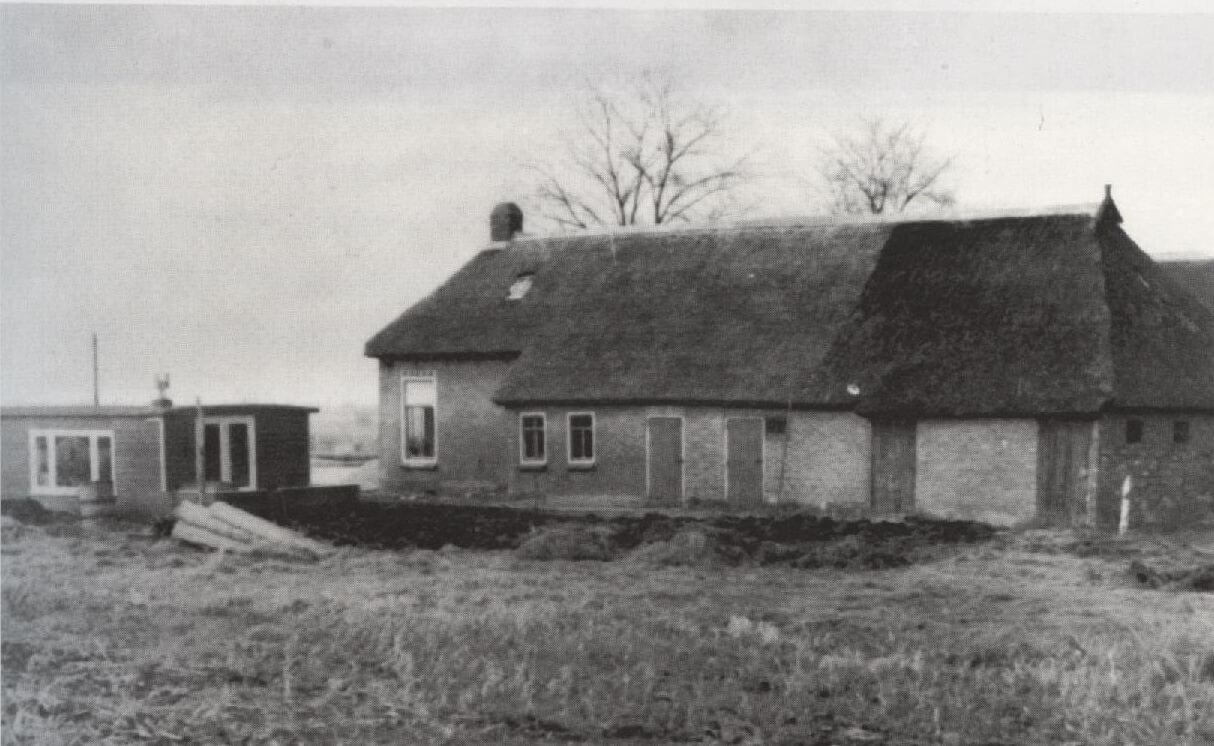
xmin=3 ymin=519 xmax=1214 ymax=745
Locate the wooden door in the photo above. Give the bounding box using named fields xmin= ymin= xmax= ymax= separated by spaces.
xmin=647 ymin=417 xmax=683 ymax=504
xmin=726 ymin=417 xmax=764 ymax=504
xmin=1036 ymin=420 xmax=1093 ymax=525
xmin=871 ymin=420 xmax=916 ymax=514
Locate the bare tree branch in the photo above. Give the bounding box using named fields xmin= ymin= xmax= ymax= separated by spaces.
xmin=816 ymin=117 xmax=957 ymax=216
xmin=524 ymin=72 xmax=751 ymax=230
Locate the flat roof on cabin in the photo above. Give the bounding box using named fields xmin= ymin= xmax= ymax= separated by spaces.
xmin=1 ymin=404 xmax=319 ymax=418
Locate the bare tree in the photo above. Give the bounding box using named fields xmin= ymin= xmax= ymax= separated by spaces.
xmin=526 ymin=72 xmax=750 ymax=230
xmin=817 ymin=118 xmax=956 ymax=215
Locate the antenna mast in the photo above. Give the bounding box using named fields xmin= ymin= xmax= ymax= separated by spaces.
xmin=92 ymin=333 xmax=99 ymax=407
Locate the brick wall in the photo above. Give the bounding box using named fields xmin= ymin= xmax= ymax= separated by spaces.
xmin=0 ymin=414 xmax=163 ymax=516
xmin=378 ymin=359 xmax=514 ymax=495
xmin=915 ymin=419 xmax=1038 ymax=526
xmin=501 ymin=405 xmax=871 ymax=507
xmin=1097 ymin=413 xmax=1214 ymax=529
xmin=770 ymin=412 xmax=871 ymax=506
xmin=506 ymin=407 xmax=648 ymax=498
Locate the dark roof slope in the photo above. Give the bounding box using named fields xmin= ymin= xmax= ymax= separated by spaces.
xmin=808 ymin=214 xmax=1115 ymax=415
xmin=368 ymin=199 xmax=1214 ymax=414
xmin=365 ymin=241 xmax=566 ymax=358
xmin=1159 ymin=259 xmax=1214 ymax=312
xmin=493 ymin=224 xmax=891 ymax=405
xmin=1099 ymin=232 xmax=1214 ymax=410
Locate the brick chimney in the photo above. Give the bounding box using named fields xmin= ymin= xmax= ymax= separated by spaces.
xmin=490 ymin=202 xmax=523 ymax=244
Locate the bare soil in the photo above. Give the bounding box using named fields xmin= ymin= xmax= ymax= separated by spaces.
xmin=223 ymin=499 xmax=997 ymax=570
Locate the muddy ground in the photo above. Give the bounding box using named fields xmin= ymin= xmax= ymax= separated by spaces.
xmin=221 ymin=499 xmax=998 ymax=569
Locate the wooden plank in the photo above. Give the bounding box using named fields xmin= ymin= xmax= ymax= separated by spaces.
xmin=871 ymin=421 xmax=916 ymax=514
xmin=175 ymin=500 xmax=262 ymax=546
xmin=646 ymin=417 xmax=683 ymax=504
xmin=726 ymin=418 xmax=763 ymax=504
xmin=207 ymin=501 xmax=331 ymax=556
xmin=171 ymin=521 xmax=256 ymax=553
xmin=1036 ymin=419 xmax=1095 ymax=526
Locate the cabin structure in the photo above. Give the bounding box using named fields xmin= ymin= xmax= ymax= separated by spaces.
xmin=0 ymin=403 xmax=317 ymax=517
xmin=366 ymin=190 xmax=1214 ymax=528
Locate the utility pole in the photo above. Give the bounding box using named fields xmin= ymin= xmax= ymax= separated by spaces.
xmin=195 ymin=397 xmax=206 ymax=502
xmin=92 ymin=333 xmax=99 ymax=407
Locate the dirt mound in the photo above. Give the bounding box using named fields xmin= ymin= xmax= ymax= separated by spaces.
xmin=239 ymin=501 xmax=996 ymax=570
xmin=516 ymin=524 xmax=614 ymax=561
xmin=1 ymin=498 xmax=72 ymax=526
xmin=1128 ymin=559 xmax=1214 ymax=593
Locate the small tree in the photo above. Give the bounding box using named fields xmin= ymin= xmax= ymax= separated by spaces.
xmin=527 ymin=72 xmax=750 ymax=230
xmin=818 ymin=118 xmax=956 ymax=215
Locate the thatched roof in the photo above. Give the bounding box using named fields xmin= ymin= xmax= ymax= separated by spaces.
xmin=1159 ymin=259 xmax=1214 ymax=312
xmin=367 ymin=198 xmax=1214 ymax=414
xmin=365 ymin=240 xmax=564 ymax=359
xmin=806 ymin=215 xmax=1115 ymax=415
xmin=1099 ymin=234 xmax=1214 ymax=410
xmin=493 ymin=224 xmax=890 ymax=405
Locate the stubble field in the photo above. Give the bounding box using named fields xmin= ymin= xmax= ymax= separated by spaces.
xmin=2 ymin=510 xmax=1213 ymax=745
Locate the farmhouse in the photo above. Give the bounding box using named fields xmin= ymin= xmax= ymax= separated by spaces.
xmin=0 ymin=403 xmax=316 ymax=518
xmin=366 ymin=190 xmax=1214 ymax=528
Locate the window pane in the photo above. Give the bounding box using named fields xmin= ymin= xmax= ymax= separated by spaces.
xmin=228 ymin=424 xmax=250 ymax=487
xmin=204 ymin=424 xmax=222 ymax=481
xmin=406 ymin=406 xmax=435 ymax=458
xmin=521 ymin=416 xmax=545 ymax=461
xmin=1174 ymin=421 xmax=1190 ymax=444
xmin=96 ymin=436 xmax=113 ymax=483
xmin=403 ymin=379 xmax=436 ymax=406
xmin=54 ymin=436 xmax=91 ymax=487
xmin=569 ymin=415 xmax=594 ymax=461
xmin=1126 ymin=419 xmax=1143 ymax=445
xmin=34 ymin=436 xmax=50 ymax=487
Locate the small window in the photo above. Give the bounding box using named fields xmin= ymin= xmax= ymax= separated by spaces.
xmin=1173 ymin=420 xmax=1190 ymax=444
xmin=402 ymin=376 xmax=437 ymax=464
xmin=201 ymin=417 xmax=257 ymax=489
xmin=765 ymin=415 xmax=787 ymax=436
xmin=568 ymin=413 xmax=595 ymax=465
xmin=506 ymin=273 xmax=534 ymax=301
xmin=520 ymin=413 xmax=546 ymax=464
xmin=29 ymin=430 xmax=116 ymax=496
xmin=1125 ymin=419 xmax=1143 ymax=445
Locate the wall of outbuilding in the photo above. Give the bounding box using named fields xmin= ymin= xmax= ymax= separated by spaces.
xmin=1096 ymin=413 xmax=1214 ymax=529
xmin=0 ymin=414 xmax=163 ymax=515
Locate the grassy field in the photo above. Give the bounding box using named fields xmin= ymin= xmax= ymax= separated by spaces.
xmin=3 ymin=516 xmax=1213 ymax=745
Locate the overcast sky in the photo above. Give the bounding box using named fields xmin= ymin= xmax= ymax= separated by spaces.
xmin=3 ymin=5 xmax=1213 ymax=409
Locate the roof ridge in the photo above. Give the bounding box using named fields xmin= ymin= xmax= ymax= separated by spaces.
xmin=492 ymin=202 xmax=1103 ymax=248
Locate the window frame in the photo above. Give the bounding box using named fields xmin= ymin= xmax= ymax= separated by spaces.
xmin=1125 ymin=418 xmax=1144 ymax=445
xmin=1173 ymin=420 xmax=1190 ymax=445
xmin=201 ymin=415 xmax=257 ymax=491
xmin=566 ymin=411 xmax=596 ymax=466
xmin=506 ymin=273 xmax=534 ymax=301
xmin=400 ymin=374 xmax=438 ymax=467
xmin=28 ymin=429 xmax=117 ymax=496
xmin=518 ymin=412 xmax=548 ymax=466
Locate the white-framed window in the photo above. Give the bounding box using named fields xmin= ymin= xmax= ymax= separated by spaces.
xmin=567 ymin=412 xmax=595 ymax=465
xmin=202 ymin=416 xmax=257 ymax=490
xmin=401 ymin=375 xmax=437 ymax=465
xmin=29 ymin=429 xmax=115 ymax=496
xmin=519 ymin=412 xmax=547 ymax=465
